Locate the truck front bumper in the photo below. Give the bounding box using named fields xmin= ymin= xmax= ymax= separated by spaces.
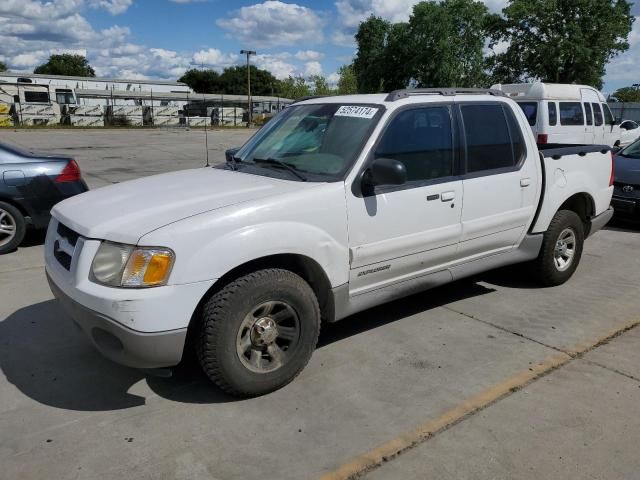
xmin=48 ymin=272 xmax=188 ymax=369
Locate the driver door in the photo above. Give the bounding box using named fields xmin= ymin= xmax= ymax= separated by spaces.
xmin=346 ymin=105 xmax=463 ymax=296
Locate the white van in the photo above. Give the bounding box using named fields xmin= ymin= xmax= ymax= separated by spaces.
xmin=491 ymin=82 xmax=621 ymax=147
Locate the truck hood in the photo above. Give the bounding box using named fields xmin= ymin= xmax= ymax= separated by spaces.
xmin=614 ymin=154 xmax=640 ymax=186
xmin=52 ymin=167 xmax=313 ymax=244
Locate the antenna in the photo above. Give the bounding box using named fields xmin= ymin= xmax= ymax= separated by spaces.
xmin=203 ymin=93 xmax=210 ymax=167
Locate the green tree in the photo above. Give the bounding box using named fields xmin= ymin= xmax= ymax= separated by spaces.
xmin=353 ymin=1 xmax=490 ymax=92
xmin=309 ymin=75 xmax=334 ymax=95
xmin=488 ymin=0 xmax=634 ymax=89
xmin=337 ymin=64 xmax=358 ymax=94
xmin=0 ymin=61 xmax=6 ymax=72
xmin=353 ymin=16 xmax=390 ymax=93
xmin=34 ymin=54 xmax=95 ymax=77
xmin=407 ymin=0 xmax=489 ymax=88
xmin=218 ymin=65 xmax=280 ymax=96
xmin=278 ymin=76 xmax=311 ymax=99
xmin=178 ymin=69 xmax=222 ymax=93
xmin=612 ymin=86 xmax=640 ymax=102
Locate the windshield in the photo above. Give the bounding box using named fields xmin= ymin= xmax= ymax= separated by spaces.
xmin=233 ymin=103 xmax=383 ymax=181
xmin=620 ymin=138 xmax=640 ymax=159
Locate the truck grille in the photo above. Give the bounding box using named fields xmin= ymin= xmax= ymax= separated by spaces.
xmin=53 ymin=222 xmax=80 ymax=271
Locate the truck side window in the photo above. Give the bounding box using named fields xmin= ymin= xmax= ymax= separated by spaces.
xmin=592 ymin=103 xmax=603 ymax=126
xmin=375 ymin=106 xmax=453 ymax=182
xmin=602 ymin=103 xmax=614 ymax=125
xmin=504 ymin=106 xmax=526 ymax=165
xmin=461 ymin=104 xmax=515 ymax=173
xmin=583 ymin=102 xmax=593 ymax=126
xmin=548 ymin=102 xmax=557 ymax=126
xmin=559 ymin=102 xmax=584 ymax=126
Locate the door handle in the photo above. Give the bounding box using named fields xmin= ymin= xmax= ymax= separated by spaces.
xmin=440 ymin=191 xmax=455 ymax=202
xmin=520 ymin=177 xmax=531 ymax=187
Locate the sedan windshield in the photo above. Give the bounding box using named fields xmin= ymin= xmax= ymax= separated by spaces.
xmin=620 ymin=139 xmax=640 ymax=159
xmin=233 ymin=103 xmax=383 ymax=181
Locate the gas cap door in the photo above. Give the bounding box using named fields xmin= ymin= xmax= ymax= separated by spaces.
xmin=3 ymin=170 xmax=26 ymax=187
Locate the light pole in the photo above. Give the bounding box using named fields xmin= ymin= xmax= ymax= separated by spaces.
xmin=240 ymin=49 xmax=256 ymax=127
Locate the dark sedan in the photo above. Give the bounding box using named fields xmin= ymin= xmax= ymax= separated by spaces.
xmin=0 ymin=141 xmax=88 ymax=254
xmin=612 ymin=138 xmax=640 ymax=222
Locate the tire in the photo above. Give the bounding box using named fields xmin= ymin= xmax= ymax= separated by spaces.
xmin=0 ymin=201 xmax=26 ymax=255
xmin=197 ymin=268 xmax=320 ymax=397
xmin=531 ymin=210 xmax=584 ymax=287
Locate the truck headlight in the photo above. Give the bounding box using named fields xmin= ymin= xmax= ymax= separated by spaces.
xmin=91 ymin=242 xmax=174 ymax=288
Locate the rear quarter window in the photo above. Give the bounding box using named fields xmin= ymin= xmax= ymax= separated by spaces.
xmin=559 ymin=102 xmax=584 ymax=126
xmin=517 ymin=102 xmax=537 ymax=126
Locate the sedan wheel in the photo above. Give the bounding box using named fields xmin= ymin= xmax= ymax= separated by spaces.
xmin=0 ymin=202 xmax=26 ymax=254
xmin=0 ymin=208 xmax=17 ymax=248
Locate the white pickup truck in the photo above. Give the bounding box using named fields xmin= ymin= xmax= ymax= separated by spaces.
xmin=45 ymin=89 xmax=614 ymax=396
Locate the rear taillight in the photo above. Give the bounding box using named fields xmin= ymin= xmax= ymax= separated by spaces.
xmin=610 ymin=151 xmax=615 ymax=187
xmin=55 ymin=159 xmax=81 ymax=183
xmin=537 ymin=134 xmax=548 ymax=144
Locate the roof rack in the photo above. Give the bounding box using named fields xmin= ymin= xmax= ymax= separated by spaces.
xmin=385 ymin=88 xmax=506 ymax=102
xmin=291 ymin=95 xmax=332 ymax=104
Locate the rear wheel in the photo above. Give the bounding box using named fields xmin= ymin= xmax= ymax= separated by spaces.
xmin=197 ymin=268 xmax=320 ymax=397
xmin=0 ymin=201 xmax=26 ymax=254
xmin=531 ymin=210 xmax=584 ymax=286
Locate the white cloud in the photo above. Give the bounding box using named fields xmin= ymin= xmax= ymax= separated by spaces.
xmin=604 ymin=17 xmax=640 ymax=85
xmin=304 ymin=61 xmax=323 ymax=76
xmin=327 ymin=71 xmax=340 ymax=87
xmin=192 ymin=48 xmax=239 ymax=69
xmin=254 ymin=53 xmax=297 ymax=79
xmin=217 ymin=1 xmax=323 ymax=47
xmin=89 ymin=0 xmax=133 ymax=15
xmin=295 ymin=50 xmax=324 ymax=61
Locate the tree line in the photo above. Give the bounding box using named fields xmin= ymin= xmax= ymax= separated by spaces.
xmin=353 ymin=0 xmax=634 ymax=92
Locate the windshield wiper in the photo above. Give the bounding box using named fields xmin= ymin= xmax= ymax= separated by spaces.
xmin=252 ymin=157 xmax=307 ymax=181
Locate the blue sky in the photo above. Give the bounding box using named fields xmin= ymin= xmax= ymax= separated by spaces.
xmin=1 ymin=0 xmax=639 ymax=93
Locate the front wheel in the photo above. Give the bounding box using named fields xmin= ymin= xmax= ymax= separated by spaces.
xmin=531 ymin=210 xmax=584 ymax=286
xmin=197 ymin=269 xmax=320 ymax=397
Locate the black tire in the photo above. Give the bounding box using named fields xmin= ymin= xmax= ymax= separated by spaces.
xmin=197 ymin=268 xmax=320 ymax=397
xmin=531 ymin=210 xmax=584 ymax=287
xmin=0 ymin=201 xmax=26 ymax=255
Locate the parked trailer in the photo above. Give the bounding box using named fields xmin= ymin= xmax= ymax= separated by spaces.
xmin=69 ymin=115 xmax=105 ymax=127
xmin=153 ymin=116 xmax=181 ymax=127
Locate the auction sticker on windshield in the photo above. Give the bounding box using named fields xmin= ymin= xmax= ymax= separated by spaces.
xmin=335 ymin=106 xmax=379 ymax=119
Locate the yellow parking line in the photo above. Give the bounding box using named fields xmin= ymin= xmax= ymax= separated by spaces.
xmin=318 ymin=319 xmax=640 ymax=480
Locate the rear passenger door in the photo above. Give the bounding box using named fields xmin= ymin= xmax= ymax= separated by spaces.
xmin=456 ymin=102 xmax=538 ymax=260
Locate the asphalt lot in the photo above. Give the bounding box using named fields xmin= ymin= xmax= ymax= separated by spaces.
xmin=1 ymin=129 xmax=640 ymax=480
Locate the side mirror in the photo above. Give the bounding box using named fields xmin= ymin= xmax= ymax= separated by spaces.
xmin=225 ymin=147 xmax=240 ymax=163
xmin=612 ymin=146 xmax=622 ymax=155
xmin=612 ymin=117 xmax=621 ymax=126
xmin=364 ymin=157 xmax=407 ymax=187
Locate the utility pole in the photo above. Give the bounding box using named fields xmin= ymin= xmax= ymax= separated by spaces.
xmin=240 ymin=49 xmax=256 ymax=127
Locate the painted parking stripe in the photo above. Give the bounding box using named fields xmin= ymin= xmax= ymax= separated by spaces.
xmin=318 ymin=319 xmax=640 ymax=480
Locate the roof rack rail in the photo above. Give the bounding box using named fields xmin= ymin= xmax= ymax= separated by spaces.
xmin=385 ymin=88 xmax=506 ymax=102
xmin=291 ymin=95 xmax=332 ymax=104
